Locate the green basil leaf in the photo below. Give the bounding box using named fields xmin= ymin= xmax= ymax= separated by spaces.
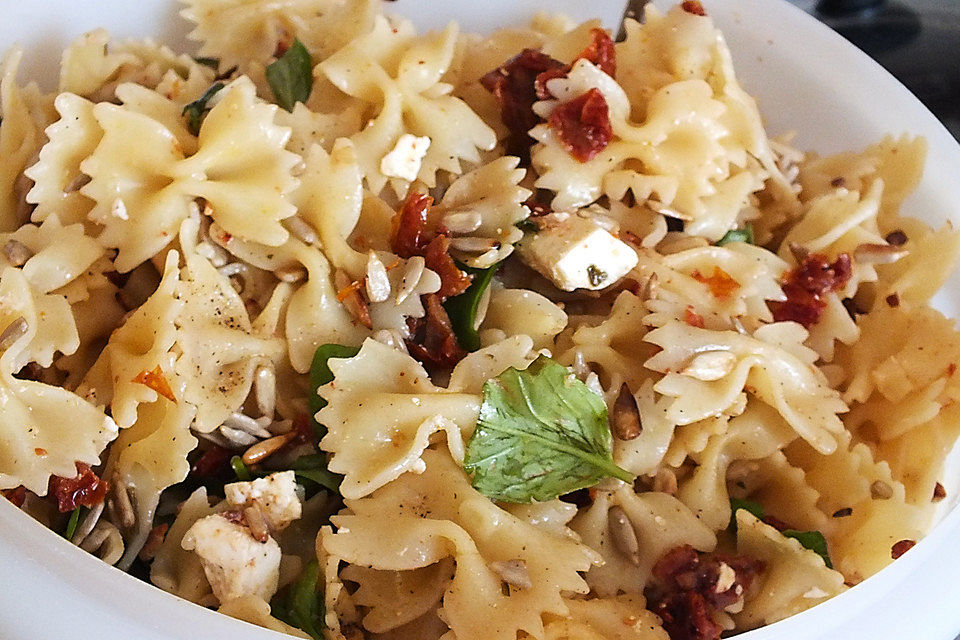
xmin=729 ymin=497 xmax=765 ymax=532
xmin=463 ymin=355 xmax=634 ymax=503
xmin=63 ymin=507 xmax=81 ymax=539
xmin=193 ymin=56 xmax=220 ymax=71
xmin=181 ymin=81 xmax=225 ymax=136
xmin=443 ymin=262 xmax=501 ymax=352
xmin=717 ymin=225 xmax=754 ymax=246
xmin=309 ymin=344 xmax=361 ymax=439
xmin=230 ymin=455 xmax=251 ymax=481
xmin=266 ymin=40 xmax=313 ymax=112
xmin=293 ymin=454 xmax=342 ymax=493
xmin=782 ymin=529 xmax=833 ymax=569
xmin=285 ymin=559 xmax=325 ymax=640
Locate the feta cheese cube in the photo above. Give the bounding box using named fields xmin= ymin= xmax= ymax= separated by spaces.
xmin=181 ymin=514 xmax=281 ymax=603
xmin=518 ymin=215 xmax=638 ymax=291
xmin=224 ymin=470 xmax=302 ymax=531
xmin=380 ymin=134 xmax=431 ymax=182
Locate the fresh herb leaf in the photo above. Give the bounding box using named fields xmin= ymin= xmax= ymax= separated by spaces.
xmin=193 ymin=56 xmax=220 ymax=71
xmin=717 ymin=225 xmax=754 ymax=246
xmin=729 ymin=497 xmax=765 ymax=532
xmin=443 ymin=262 xmax=501 ymax=352
xmin=293 ymin=454 xmax=342 ymax=493
xmin=463 ymin=355 xmax=633 ymax=503
xmin=515 ymin=219 xmax=539 ymax=233
xmin=63 ymin=507 xmax=81 ymax=539
xmin=266 ymin=39 xmax=313 ymax=112
xmin=586 ymin=264 xmax=608 ymax=287
xmin=783 ymin=529 xmax=833 ymax=568
xmin=230 ymin=455 xmax=251 ymax=481
xmin=309 ymin=344 xmax=361 ymax=439
xmin=182 ymin=81 xmax=225 ymax=136
xmin=287 ymin=559 xmax=325 ymax=640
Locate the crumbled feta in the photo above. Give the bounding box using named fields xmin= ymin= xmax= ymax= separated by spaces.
xmin=224 ymin=470 xmax=302 ymax=531
xmin=380 ymin=134 xmax=430 ymax=182
xmin=518 ymin=215 xmax=638 ymax=291
xmin=181 ymin=514 xmax=281 ymax=603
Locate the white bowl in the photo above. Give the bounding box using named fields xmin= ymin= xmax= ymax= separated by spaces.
xmin=2 ymin=1 xmax=960 ymax=639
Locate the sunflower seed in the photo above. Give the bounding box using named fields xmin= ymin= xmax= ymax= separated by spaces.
xmin=441 ymin=211 xmax=482 ymax=234
xmin=854 ymin=243 xmax=908 ymax=265
xmin=80 ymin=521 xmax=125 ymax=566
xmin=612 ymin=383 xmax=642 ymax=440
xmin=608 ymin=506 xmax=640 ymax=565
xmin=225 ymin=412 xmax=273 ymax=438
xmin=395 ymin=256 xmax=425 ymax=305
xmin=3 ymin=239 xmax=33 ymax=266
xmin=365 ymin=251 xmax=391 ymax=303
xmin=243 ymin=505 xmax=271 ymax=543
xmin=449 ymin=237 xmax=499 ymax=253
xmin=242 ymin=432 xmax=297 ymax=465
xmin=0 ymin=317 xmax=28 ymax=350
xmin=254 ymin=364 xmax=277 ymax=418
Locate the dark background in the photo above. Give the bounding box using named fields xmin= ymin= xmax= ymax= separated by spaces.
xmin=791 ymin=0 xmax=960 ymax=139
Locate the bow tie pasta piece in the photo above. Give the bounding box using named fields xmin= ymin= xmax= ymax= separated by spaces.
xmin=641 ymin=242 xmax=788 ymax=330
xmin=569 ymin=485 xmax=716 ymax=598
xmin=317 ymin=338 xmax=484 ymax=500
xmin=736 ymin=451 xmax=834 ymax=537
xmin=79 ymin=252 xmax=183 ymax=428
xmin=174 ymin=233 xmax=284 ymax=433
xmin=114 ymin=83 xmax=200 ymax=153
xmin=217 ymin=595 xmax=312 ymax=639
xmin=181 ymin=0 xmax=377 ymax=73
xmin=480 ymin=288 xmax=568 ymax=352
xmin=611 ymin=380 xmax=674 ymax=476
xmin=320 ymin=16 xmax=496 ymax=197
xmin=104 ymin=400 xmax=198 ymax=570
xmin=324 ymin=449 xmax=600 ymax=640
xmin=278 ymin=101 xmax=364 ymax=158
xmin=25 ymin=93 xmax=102 ymax=226
xmin=544 ymin=595 xmax=669 ymax=640
xmin=784 ymin=430 xmax=926 ymax=582
xmin=733 ymin=511 xmax=846 ymax=629
xmin=1 ymin=48 xmax=52 ymax=232
xmin=59 ymin=29 xmax=140 ymax=98
xmin=531 ymin=59 xmax=768 ymax=241
xmin=79 ymin=77 xmax=299 ymax=272
xmin=677 ymin=401 xmax=797 ymax=531
xmin=0 ymin=267 xmax=117 ymax=494
xmin=645 ymin=320 xmax=847 ymax=454
xmin=340 ymin=559 xmax=454 ymax=633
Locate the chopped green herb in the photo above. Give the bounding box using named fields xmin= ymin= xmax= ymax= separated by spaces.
xmin=275 ymin=559 xmax=325 ymax=640
xmin=716 ymin=225 xmax=755 ymax=246
xmin=515 ymin=219 xmax=539 ymax=233
xmin=181 ymin=81 xmax=225 ymax=136
xmin=230 ymin=455 xmax=251 ymax=481
xmin=293 ymin=454 xmax=342 ymax=493
xmin=309 ymin=344 xmax=361 ymax=439
xmin=586 ymin=264 xmax=608 ymax=287
xmin=729 ymin=497 xmax=765 ymax=532
xmin=266 ymin=40 xmax=313 ymax=112
xmin=443 ymin=262 xmax=501 ymax=352
xmin=193 ymin=56 xmax=220 ymax=71
xmin=63 ymin=507 xmax=81 ymax=540
xmin=463 ymin=355 xmax=633 ymax=503
xmin=783 ymin=529 xmax=833 ymax=569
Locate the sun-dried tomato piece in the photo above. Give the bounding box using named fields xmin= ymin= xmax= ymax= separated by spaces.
xmin=481 ymin=49 xmax=565 ymax=159
xmin=406 ymin=294 xmax=466 ymax=368
xmin=683 ymin=306 xmax=706 ymax=328
xmin=191 ymin=445 xmax=232 ymax=478
xmin=139 ymin=523 xmax=170 ymax=562
xmin=2 ymin=486 xmax=26 ymax=508
xmin=548 ymin=88 xmax=612 ymax=162
xmin=48 ymin=463 xmax=108 ymax=513
xmin=681 ymin=1 xmax=707 ymax=16
xmin=692 ymin=267 xmax=740 ymax=300
xmin=391 ymin=192 xmax=434 ymax=258
xmin=647 ymin=545 xmax=765 ymax=640
xmin=536 ymin=28 xmax=617 ymax=98
xmin=132 ymin=365 xmax=177 ymax=403
xmin=769 ymin=252 xmax=852 ymax=328
xmin=425 ymin=235 xmax=473 ymax=299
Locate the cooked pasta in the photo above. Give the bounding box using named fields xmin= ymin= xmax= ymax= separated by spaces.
xmin=0 ymin=2 xmax=958 ymax=640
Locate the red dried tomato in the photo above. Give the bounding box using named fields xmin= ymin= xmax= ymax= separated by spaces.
xmin=683 ymin=306 xmax=706 ymax=328
xmin=692 ymin=267 xmax=740 ymax=300
xmin=2 ymin=486 xmax=26 ymax=508
xmin=48 ymin=463 xmax=108 ymax=513
xmin=191 ymin=445 xmax=232 ymax=478
xmin=481 ymin=49 xmax=565 ymax=158
xmin=406 ymin=294 xmax=466 ymax=368
xmin=681 ymin=1 xmax=708 ymax=16
xmin=425 ymin=235 xmax=473 ymax=299
xmin=391 ymin=192 xmax=434 ymax=258
xmin=535 ymin=28 xmax=617 ymax=98
xmin=647 ymin=545 xmax=765 ymax=640
xmin=548 ymin=88 xmax=612 ymax=162
xmin=769 ymin=253 xmax=852 ymax=328
xmin=138 ymin=523 xmax=169 ymax=562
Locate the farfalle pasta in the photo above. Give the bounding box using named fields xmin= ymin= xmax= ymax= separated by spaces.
xmin=1 ymin=2 xmax=959 ymax=640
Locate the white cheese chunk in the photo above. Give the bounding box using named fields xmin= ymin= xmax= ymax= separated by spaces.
xmin=380 ymin=134 xmax=431 ymax=182
xmin=518 ymin=215 xmax=638 ymax=291
xmin=224 ymin=470 xmax=302 ymax=531
xmin=181 ymin=514 xmax=281 ymax=603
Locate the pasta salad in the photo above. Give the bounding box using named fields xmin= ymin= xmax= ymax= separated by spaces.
xmin=0 ymin=1 xmax=958 ymax=639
